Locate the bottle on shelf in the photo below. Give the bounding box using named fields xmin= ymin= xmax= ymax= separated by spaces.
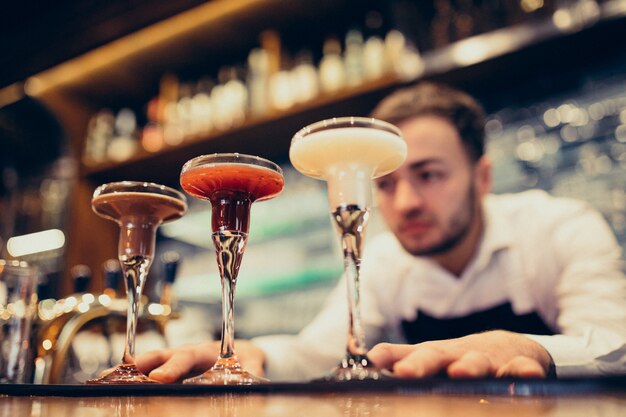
xmin=160 ymin=73 xmax=184 ymax=148
xmin=291 ymin=50 xmax=319 ymax=104
xmin=70 ymin=264 xmax=91 ymax=294
xmin=160 ymin=251 xmax=181 ymax=309
xmin=319 ymin=36 xmax=346 ymax=93
xmin=384 ymin=30 xmax=424 ymax=81
xmin=247 ymin=48 xmax=271 ymax=117
xmin=259 ymin=30 xmax=282 ymax=82
xmin=142 ymin=97 xmax=166 ymax=153
xmin=102 ymin=258 xmax=121 ymax=300
xmin=190 ymin=78 xmax=215 ymax=135
xmin=211 ymin=67 xmax=248 ymax=130
xmin=142 ymin=73 xmax=176 ymax=152
xmin=269 ymin=54 xmax=296 ymax=111
xmin=83 ymin=110 xmax=114 ymax=163
xmin=107 ymin=108 xmax=139 ymax=162
xmin=363 ymin=35 xmax=386 ymax=80
xmin=175 ymin=83 xmax=195 ymax=142
xmin=343 ymin=29 xmax=366 ymax=86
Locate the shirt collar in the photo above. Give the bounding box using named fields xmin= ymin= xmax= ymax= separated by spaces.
xmin=466 ymin=194 xmax=515 ymax=275
xmin=481 ymin=194 xmax=515 ymax=252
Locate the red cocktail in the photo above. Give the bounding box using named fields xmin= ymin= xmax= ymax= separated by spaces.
xmin=182 ymin=161 xmax=283 ymax=233
xmin=180 ymin=153 xmax=284 ymax=385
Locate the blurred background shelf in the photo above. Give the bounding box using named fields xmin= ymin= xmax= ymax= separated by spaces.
xmin=70 ymin=5 xmax=626 ymax=190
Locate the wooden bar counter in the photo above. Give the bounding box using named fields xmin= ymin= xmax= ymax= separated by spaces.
xmin=2 ymin=377 xmax=625 ymax=417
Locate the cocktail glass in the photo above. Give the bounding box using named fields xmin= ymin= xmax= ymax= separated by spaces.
xmin=179 ymin=153 xmax=284 ymax=385
xmin=87 ymin=181 xmax=187 ymax=384
xmin=290 ymin=117 xmax=406 ymax=381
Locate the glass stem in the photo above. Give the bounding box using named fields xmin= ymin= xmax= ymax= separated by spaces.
xmin=220 ymin=270 xmax=237 ymax=359
xmin=342 ymin=232 xmax=368 ymax=357
xmin=212 ymin=231 xmax=248 ymax=364
xmin=120 ymin=255 xmax=152 ymax=365
xmin=332 ymin=204 xmax=370 ymax=361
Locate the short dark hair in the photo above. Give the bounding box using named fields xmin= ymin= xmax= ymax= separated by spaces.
xmin=370 ymin=82 xmax=486 ymax=163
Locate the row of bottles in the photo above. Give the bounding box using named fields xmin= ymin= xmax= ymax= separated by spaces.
xmin=80 ymin=0 xmax=613 ymax=165
xmin=80 ymin=0 xmax=612 ymax=165
xmin=82 ymin=27 xmax=424 ymax=164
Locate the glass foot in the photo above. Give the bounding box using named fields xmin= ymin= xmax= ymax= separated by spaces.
xmin=183 ymin=368 xmax=268 ymax=385
xmin=183 ymin=357 xmax=268 ymax=385
xmin=314 ymin=354 xmax=394 ymax=382
xmin=86 ymin=364 xmax=158 ymax=384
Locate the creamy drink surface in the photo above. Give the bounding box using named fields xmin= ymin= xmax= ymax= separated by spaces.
xmin=289 ymin=127 xmax=406 ymax=180
xmin=180 ymin=162 xmax=284 ymax=233
xmin=92 ymin=191 xmax=187 ymax=225
xmin=290 ymin=126 xmax=406 ymax=209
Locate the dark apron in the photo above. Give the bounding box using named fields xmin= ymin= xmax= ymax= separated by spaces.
xmin=401 ymin=302 xmax=555 ymax=344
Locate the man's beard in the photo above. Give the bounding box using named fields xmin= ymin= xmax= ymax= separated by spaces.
xmin=403 ymin=185 xmax=477 ymax=257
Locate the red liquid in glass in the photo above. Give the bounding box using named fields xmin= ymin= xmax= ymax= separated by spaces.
xmin=180 ymin=163 xmax=284 ymax=233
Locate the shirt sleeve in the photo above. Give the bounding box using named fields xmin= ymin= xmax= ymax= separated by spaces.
xmin=251 ymin=281 xmax=348 ymax=382
xmin=252 ymin=236 xmax=393 ymax=382
xmin=528 ymin=203 xmax=626 ymax=377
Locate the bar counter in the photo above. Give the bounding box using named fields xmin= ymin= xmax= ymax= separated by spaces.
xmin=2 ymin=377 xmax=625 ymax=417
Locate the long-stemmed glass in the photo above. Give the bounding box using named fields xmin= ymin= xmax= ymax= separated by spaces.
xmin=290 ymin=117 xmax=406 ymax=381
xmin=179 ymin=153 xmax=284 ymax=385
xmin=87 ymin=181 xmax=187 ymax=384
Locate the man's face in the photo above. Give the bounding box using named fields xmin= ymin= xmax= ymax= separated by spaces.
xmin=374 ymin=115 xmax=490 ymax=256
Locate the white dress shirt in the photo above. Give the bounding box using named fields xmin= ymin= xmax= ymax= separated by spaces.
xmin=253 ymin=190 xmax=626 ymax=381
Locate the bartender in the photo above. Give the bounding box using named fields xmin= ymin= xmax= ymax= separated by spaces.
xmin=137 ymin=82 xmax=626 ymax=382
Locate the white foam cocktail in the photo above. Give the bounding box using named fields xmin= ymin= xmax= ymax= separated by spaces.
xmin=290 ymin=124 xmax=406 ymax=210
xmin=290 ymin=117 xmax=406 ymax=381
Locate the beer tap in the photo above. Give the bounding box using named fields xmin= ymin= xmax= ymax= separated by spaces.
xmin=160 ymin=251 xmax=180 ymax=308
xmin=103 ymin=258 xmax=121 ymax=299
xmin=71 ymin=264 xmax=91 ymax=294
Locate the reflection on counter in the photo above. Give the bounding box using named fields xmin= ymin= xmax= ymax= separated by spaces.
xmin=4 ymin=391 xmax=626 ymax=417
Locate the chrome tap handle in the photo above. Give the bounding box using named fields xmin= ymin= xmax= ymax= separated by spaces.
xmin=71 ymin=264 xmax=91 ymax=293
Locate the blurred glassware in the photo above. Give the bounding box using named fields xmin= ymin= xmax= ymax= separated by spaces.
xmin=0 ymin=260 xmax=39 ymax=383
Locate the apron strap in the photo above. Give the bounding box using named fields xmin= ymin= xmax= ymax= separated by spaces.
xmin=401 ymin=302 xmax=555 ymax=344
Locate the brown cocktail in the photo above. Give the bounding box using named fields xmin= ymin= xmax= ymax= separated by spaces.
xmin=88 ymin=181 xmax=187 ymax=384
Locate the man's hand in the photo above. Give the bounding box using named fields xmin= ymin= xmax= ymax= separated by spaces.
xmin=368 ymin=330 xmax=553 ymax=379
xmin=136 ymin=340 xmax=266 ymax=383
